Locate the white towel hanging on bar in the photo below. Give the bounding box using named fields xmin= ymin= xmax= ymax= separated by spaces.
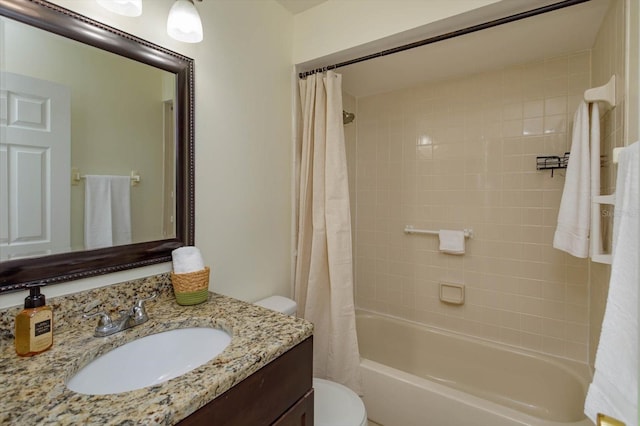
xmin=84 ymin=175 xmax=132 ymax=249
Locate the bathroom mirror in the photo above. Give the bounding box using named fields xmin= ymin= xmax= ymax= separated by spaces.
xmin=0 ymin=0 xmax=194 ymax=293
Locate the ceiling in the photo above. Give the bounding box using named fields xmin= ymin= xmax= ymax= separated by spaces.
xmin=337 ymin=0 xmax=612 ymax=98
xmin=276 ymin=0 xmax=328 ymax=15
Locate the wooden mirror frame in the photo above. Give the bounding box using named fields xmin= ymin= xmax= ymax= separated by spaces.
xmin=0 ymin=0 xmax=195 ymax=293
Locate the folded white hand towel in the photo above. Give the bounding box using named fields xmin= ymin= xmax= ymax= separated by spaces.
xmin=584 ymin=141 xmax=639 ymax=426
xmin=553 ymin=101 xmax=590 ymax=257
xmin=172 ymin=246 xmax=205 ymax=274
xmin=439 ymin=230 xmax=465 ymax=255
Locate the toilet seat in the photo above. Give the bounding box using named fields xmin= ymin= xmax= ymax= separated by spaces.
xmin=313 ymin=378 xmax=367 ymax=426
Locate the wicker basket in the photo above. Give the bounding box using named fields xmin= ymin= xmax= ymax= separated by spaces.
xmin=171 ymin=266 xmax=210 ymax=305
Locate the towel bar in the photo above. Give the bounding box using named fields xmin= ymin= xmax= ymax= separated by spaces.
xmin=404 ymin=225 xmax=473 ymax=239
xmin=584 ymin=76 xmax=617 ymax=265
xmin=71 ymin=168 xmax=141 ymax=186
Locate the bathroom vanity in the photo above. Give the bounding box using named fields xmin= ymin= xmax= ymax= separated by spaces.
xmin=0 ymin=276 xmax=314 ymax=425
xmin=179 ymin=337 xmax=313 ymax=425
xmin=0 ymin=3 xmax=314 ymax=423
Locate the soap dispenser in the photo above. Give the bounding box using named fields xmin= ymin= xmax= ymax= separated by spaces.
xmin=15 ymin=284 xmax=53 ymax=357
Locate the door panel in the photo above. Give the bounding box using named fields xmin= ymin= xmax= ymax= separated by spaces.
xmin=0 ymin=72 xmax=70 ymax=260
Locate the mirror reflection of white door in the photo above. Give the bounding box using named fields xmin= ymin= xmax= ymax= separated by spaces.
xmin=0 ymin=72 xmax=71 ymax=260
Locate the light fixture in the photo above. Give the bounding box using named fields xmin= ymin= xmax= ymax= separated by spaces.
xmin=167 ymin=0 xmax=203 ymax=43
xmin=96 ymin=0 xmax=142 ymax=17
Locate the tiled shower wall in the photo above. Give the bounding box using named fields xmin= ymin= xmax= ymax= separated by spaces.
xmin=350 ymin=51 xmax=595 ymax=362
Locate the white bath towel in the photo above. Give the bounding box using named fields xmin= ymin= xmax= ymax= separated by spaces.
xmin=172 ymin=246 xmax=205 ymax=273
xmin=439 ymin=230 xmax=465 ymax=255
xmin=553 ymin=101 xmax=590 ymax=257
xmin=584 ymin=141 xmax=639 ymax=426
xmin=109 ymin=176 xmax=132 ymax=247
xmin=84 ymin=175 xmax=131 ymax=250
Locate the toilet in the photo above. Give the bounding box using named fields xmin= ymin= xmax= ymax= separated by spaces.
xmin=255 ymin=296 xmax=368 ymax=426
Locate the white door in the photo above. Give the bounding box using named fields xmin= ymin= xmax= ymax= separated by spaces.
xmin=0 ymin=72 xmax=71 ymax=260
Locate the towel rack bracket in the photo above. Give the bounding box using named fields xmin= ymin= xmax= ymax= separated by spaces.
xmin=584 ymin=75 xmax=616 ymax=107
xmin=130 ymin=170 xmax=141 ymax=186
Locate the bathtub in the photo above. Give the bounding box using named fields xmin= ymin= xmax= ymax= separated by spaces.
xmin=356 ymin=311 xmax=594 ymax=426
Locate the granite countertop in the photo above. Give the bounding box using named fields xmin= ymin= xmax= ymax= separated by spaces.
xmin=0 ymin=278 xmax=313 ymax=425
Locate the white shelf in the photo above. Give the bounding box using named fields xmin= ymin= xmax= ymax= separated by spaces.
xmin=593 ymin=194 xmax=615 ymax=205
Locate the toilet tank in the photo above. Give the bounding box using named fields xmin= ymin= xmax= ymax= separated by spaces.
xmin=255 ymin=296 xmax=297 ymax=316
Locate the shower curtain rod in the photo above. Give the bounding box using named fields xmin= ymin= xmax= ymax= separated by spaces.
xmin=298 ymin=0 xmax=589 ymax=79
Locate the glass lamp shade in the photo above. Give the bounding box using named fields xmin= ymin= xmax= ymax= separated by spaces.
xmin=167 ymin=0 xmax=203 ymax=43
xmin=96 ymin=0 xmax=142 ymax=17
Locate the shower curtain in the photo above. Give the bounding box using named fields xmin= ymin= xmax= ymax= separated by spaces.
xmin=294 ymin=71 xmax=362 ymax=394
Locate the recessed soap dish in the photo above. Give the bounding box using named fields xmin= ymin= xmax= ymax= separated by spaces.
xmin=440 ymin=282 xmax=465 ymax=305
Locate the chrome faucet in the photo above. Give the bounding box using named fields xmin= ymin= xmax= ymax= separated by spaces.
xmin=83 ymin=293 xmax=157 ymax=337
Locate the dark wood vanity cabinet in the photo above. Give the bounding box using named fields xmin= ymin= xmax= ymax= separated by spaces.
xmin=178 ymin=337 xmax=314 ymax=426
xmin=272 ymin=389 xmax=314 ymax=426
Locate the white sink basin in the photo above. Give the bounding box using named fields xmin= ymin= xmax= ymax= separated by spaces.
xmin=67 ymin=327 xmax=231 ymax=395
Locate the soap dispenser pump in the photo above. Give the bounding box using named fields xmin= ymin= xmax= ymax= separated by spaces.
xmin=15 ymin=283 xmax=53 ymax=357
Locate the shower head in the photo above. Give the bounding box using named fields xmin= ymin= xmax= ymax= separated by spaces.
xmin=343 ymin=110 xmax=355 ymax=125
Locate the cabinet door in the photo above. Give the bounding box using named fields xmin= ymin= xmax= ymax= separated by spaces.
xmin=272 ymin=389 xmax=314 ymax=426
xmin=178 ymin=337 xmax=313 ymax=426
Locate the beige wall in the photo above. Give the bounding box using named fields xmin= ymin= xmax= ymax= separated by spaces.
xmin=191 ymin=1 xmax=293 ymax=303
xmin=344 ymin=92 xmax=358 ymax=233
xmin=349 ymin=0 xmax=636 ymax=364
xmin=627 ymin=0 xmax=640 ymax=143
xmin=352 ymin=51 xmax=594 ymax=362
xmin=292 ymin=0 xmax=501 ymax=65
xmin=588 ymin=0 xmax=627 ymax=366
xmin=1 ymin=0 xmax=517 ymax=309
xmin=0 ymin=0 xmax=293 ymax=308
xmin=3 ymin=1 xmax=634 ymax=330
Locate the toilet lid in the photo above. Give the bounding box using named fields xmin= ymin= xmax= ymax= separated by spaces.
xmin=313 ymin=378 xmax=367 ymax=426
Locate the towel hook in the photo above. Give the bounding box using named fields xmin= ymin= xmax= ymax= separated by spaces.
xmin=584 ymin=75 xmax=616 ymax=107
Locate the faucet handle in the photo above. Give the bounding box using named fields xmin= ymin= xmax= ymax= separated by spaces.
xmin=134 ymin=292 xmax=157 ymax=309
xmin=83 ymin=311 xmax=120 ymax=336
xmin=82 ymin=311 xmax=113 ymax=327
xmin=130 ymin=293 xmax=157 ymax=324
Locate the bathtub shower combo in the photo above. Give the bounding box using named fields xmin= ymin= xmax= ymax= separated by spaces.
xmin=294 ymin=0 xmax=626 ymax=424
xmin=357 ymin=312 xmax=592 ymax=426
